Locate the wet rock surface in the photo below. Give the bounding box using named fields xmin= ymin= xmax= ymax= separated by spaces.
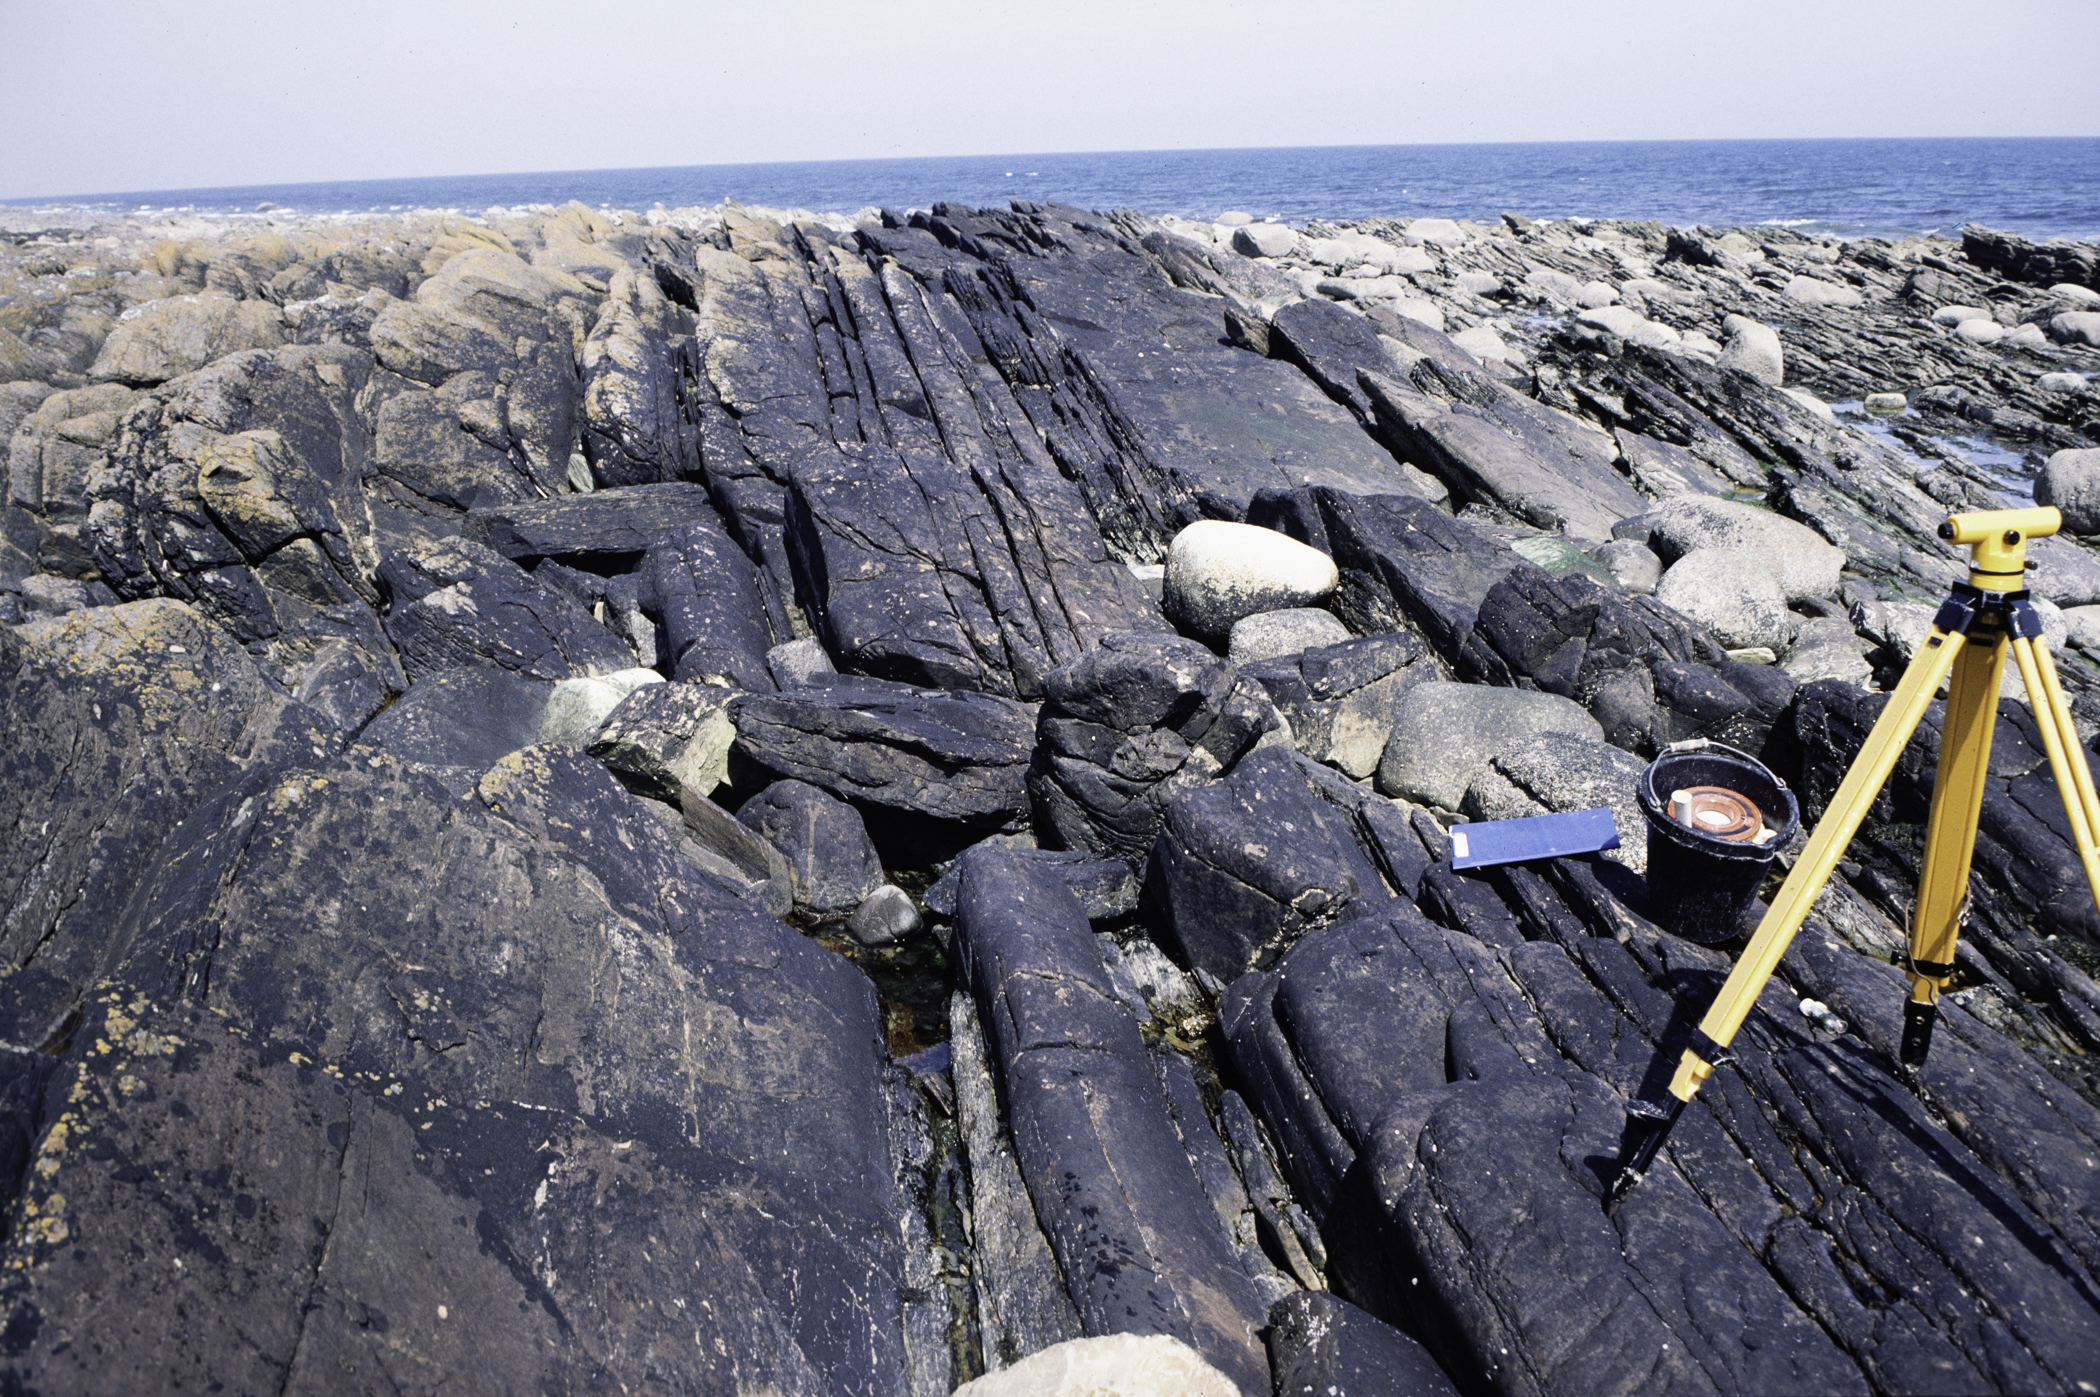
xmin=5 ymin=198 xmax=2100 ymax=1395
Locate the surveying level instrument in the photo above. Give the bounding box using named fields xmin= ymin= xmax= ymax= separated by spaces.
xmin=1606 ymin=506 xmax=2100 ymax=1215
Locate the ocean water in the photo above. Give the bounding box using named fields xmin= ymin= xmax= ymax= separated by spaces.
xmin=21 ymin=138 xmax=2100 ymax=243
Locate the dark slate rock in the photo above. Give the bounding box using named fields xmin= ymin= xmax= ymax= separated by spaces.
xmin=1148 ymin=747 xmax=1393 ymax=982
xmin=1783 ymin=913 xmax=2100 ymax=1289
xmin=1415 ymin=863 xmax=1529 ymax=948
xmin=1462 ymin=563 xmax=1725 ymax=690
xmin=80 ymin=743 xmax=914 ymax=1394
xmin=376 ymin=536 xmax=632 ymax=681
xmin=1458 ymin=564 xmax=1744 ymax=753
xmin=735 ymin=778 xmax=885 ymax=917
xmin=1267 ymin=1291 xmax=1461 ymax=1397
xmin=730 ymin=676 xmax=1035 ymax=830
xmin=952 ymin=848 xmax=1271 ymax=1392
xmin=1795 ymin=678 xmax=2100 ymax=954
xmin=1248 ymin=486 xmax=1532 ymax=664
xmin=645 ymin=514 xmax=778 ymax=691
xmin=1224 ymin=912 xmax=1870 ymax=1396
xmin=1544 ymin=890 xmax=2100 ymax=1392
xmin=1353 ymin=798 xmax=1441 ymax=901
xmin=0 ymin=984 xmax=899 ymax=1392
xmin=1962 ymin=223 xmax=2100 ymax=293
xmin=922 ymin=207 xmax=1426 ymax=556
xmin=676 ymin=786 xmax=795 ymax=916
xmin=81 ymin=346 xmax=386 ymax=657
xmin=0 ymin=600 xmax=342 ymax=1049
xmin=291 ymin=635 xmax=398 ymax=735
xmin=354 ymin=664 xmax=553 ymax=787
xmin=580 ymin=264 xmax=703 ymax=487
xmin=1616 ymin=428 xmax=1738 ymax=499
xmin=1581 ymin=343 xmax=1961 ymax=602
xmin=924 ymin=848 xmax=1141 ymax=924
xmin=946 ymin=988 xmax=1087 ymax=1365
xmin=787 ymin=436 xmax=1160 ymax=702
xmin=528 ymin=556 xmax=610 ymax=609
xmin=462 ymin=481 xmax=716 ymax=564
xmin=1648 ymin=658 xmax=1802 ymax=767
xmin=1364 ymin=303 xmax=1489 ymax=377
xmin=1028 ymin=631 xmax=1288 ymax=863
xmin=1360 ymin=360 xmax=1648 ymax=543
xmin=1138 ymin=227 xmax=1300 ymax=309
xmin=1268 ymin=295 xmax=1395 ymax=422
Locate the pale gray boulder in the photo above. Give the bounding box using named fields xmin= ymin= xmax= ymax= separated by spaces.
xmin=1784 ymin=276 xmax=1863 ymax=308
xmin=1227 ymin=607 xmax=1352 ymax=663
xmin=1932 ymin=305 xmax=1994 ymax=327
xmin=767 ymin=636 xmax=838 ymax=687
xmin=1592 ymin=538 xmax=1663 ymax=594
xmin=1377 ymin=681 xmax=1602 ymax=809
xmin=2035 ymin=448 xmax=2100 ymax=535
xmin=1460 ymin=730 xmax=1650 ymax=874
xmin=846 ymin=884 xmax=921 ymax=946
xmin=1655 ymin=548 xmax=1796 ymax=651
xmin=1232 ymin=224 xmax=1298 ymax=259
xmin=1715 ymin=314 xmax=1784 ymax=386
xmin=2049 ymin=311 xmax=2100 ymax=346
xmin=952 ymin=1335 xmax=1237 ymax=1397
xmin=1624 ymin=496 xmax=1845 ymax=602
xmin=1164 ymin=520 xmax=1339 ymax=641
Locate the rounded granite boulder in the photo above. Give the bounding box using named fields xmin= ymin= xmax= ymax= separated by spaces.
xmin=1716 ymin=314 xmax=1784 ymax=386
xmin=1625 ymin=495 xmax=1844 ymax=602
xmin=2035 ymin=448 xmax=2100 ymax=535
xmin=1377 ymin=680 xmax=1602 ymax=810
xmin=1163 ymin=520 xmax=1339 ymax=641
xmin=1226 ymin=607 xmax=1351 ymax=664
xmin=1655 ymin=547 xmax=1795 ymax=651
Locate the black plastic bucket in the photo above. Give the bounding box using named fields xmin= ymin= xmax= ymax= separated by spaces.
xmin=1638 ymin=741 xmax=1799 ymax=945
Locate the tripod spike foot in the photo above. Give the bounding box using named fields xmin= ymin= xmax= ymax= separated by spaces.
xmin=1604 ymin=1093 xmax=1685 ymax=1216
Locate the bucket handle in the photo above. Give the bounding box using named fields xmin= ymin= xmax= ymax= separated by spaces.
xmin=1645 ymin=739 xmax=1792 ymax=806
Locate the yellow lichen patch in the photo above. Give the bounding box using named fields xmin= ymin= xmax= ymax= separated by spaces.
xmin=118 ymin=1030 xmax=180 ymax=1058
xmin=266 ymin=773 xmax=334 ymax=816
xmin=23 ymin=1200 xmax=68 ymax=1248
xmin=17 ymin=600 xmax=234 ymax=729
xmin=33 ymin=1118 xmax=71 ymax=1178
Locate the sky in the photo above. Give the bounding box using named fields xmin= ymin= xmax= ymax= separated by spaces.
xmin=2 ymin=0 xmax=2096 ymax=200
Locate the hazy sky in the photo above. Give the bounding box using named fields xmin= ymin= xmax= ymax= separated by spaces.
xmin=3 ymin=0 xmax=2096 ymax=199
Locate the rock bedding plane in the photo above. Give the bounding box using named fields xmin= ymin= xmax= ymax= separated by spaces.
xmin=2 ymin=193 xmax=2099 ymax=1394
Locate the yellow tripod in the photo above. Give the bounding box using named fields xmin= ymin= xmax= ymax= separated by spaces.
xmin=1606 ymin=506 xmax=2100 ymax=1214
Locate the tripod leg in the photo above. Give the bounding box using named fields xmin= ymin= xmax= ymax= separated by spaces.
xmin=2009 ymin=633 xmax=2100 ymax=912
xmin=1670 ymin=624 xmax=1970 ymax=1090
xmin=1605 ymin=621 xmax=1968 ymax=1213
xmin=1903 ymin=625 xmax=2009 ymax=1074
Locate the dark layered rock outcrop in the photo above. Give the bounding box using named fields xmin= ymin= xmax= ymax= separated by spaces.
xmin=5 ymin=198 xmax=2100 ymax=1396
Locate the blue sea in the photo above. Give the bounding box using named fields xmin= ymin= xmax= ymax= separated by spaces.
xmin=18 ymin=138 xmax=2100 ymax=243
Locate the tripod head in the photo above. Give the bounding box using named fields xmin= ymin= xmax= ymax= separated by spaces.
xmin=1938 ymin=505 xmax=2058 ymax=587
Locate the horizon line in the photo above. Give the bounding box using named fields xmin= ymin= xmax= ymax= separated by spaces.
xmin=6 ymin=133 xmax=2097 ymax=208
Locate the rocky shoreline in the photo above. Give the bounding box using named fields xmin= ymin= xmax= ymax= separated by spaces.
xmin=2 ymin=193 xmax=2099 ymax=1394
